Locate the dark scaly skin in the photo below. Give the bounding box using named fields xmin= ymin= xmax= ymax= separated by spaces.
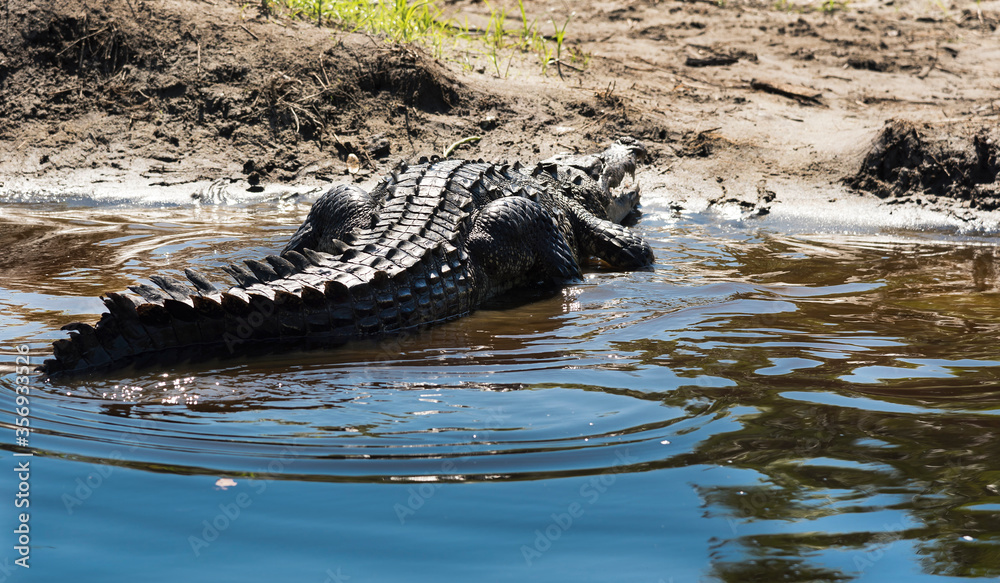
xmin=39 ymin=138 xmax=653 ymax=376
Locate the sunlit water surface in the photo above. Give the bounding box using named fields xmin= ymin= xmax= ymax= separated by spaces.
xmin=2 ymin=194 xmax=1000 ymax=582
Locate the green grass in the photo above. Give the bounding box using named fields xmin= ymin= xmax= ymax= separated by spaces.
xmin=773 ymin=0 xmax=849 ymax=13
xmin=255 ymin=0 xmax=584 ymax=77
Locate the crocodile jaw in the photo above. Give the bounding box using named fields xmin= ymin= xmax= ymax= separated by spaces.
xmin=599 ymin=137 xmax=647 ymax=224
xmin=605 ymin=173 xmax=640 ymax=224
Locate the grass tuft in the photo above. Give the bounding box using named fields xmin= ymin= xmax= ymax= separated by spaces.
xmin=773 ymin=0 xmax=849 ymax=13
xmin=256 ymin=0 xmax=585 ymax=77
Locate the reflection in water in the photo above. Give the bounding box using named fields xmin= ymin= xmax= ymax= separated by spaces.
xmin=2 ymin=200 xmax=1000 ymax=580
xmin=633 ymin=232 xmax=1000 ymax=580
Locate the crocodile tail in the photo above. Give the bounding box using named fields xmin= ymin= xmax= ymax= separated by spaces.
xmin=38 ymin=241 xmax=468 ymax=376
xmin=36 ymin=250 xmax=360 ymax=377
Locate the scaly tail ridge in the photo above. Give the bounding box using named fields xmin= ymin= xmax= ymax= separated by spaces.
xmin=38 ymin=241 xmax=469 ymax=376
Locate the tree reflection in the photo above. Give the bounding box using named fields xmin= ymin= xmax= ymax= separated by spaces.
xmin=611 ymin=233 xmax=1000 ymax=580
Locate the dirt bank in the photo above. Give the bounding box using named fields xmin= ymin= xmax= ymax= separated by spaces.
xmin=2 ymin=0 xmax=999 ymax=228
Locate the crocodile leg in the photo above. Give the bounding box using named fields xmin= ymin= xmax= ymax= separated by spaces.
xmin=467 ymin=196 xmax=582 ymax=292
xmin=566 ymin=198 xmax=655 ymax=269
xmin=283 ymin=184 xmax=378 ymax=255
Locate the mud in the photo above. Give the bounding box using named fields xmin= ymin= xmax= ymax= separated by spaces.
xmin=849 ymin=119 xmax=1000 ymax=210
xmin=2 ymin=0 xmax=999 ymax=228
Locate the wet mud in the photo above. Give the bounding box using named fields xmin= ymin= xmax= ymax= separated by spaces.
xmin=1 ymin=0 xmax=999 ymax=226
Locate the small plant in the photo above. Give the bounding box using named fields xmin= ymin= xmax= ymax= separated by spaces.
xmin=515 ymin=0 xmax=537 ymax=52
xmin=551 ymin=14 xmax=571 ymax=59
xmin=819 ymin=0 xmax=848 ymax=13
xmin=485 ymin=1 xmax=508 ymax=49
xmin=549 ymin=14 xmax=570 ymax=75
xmin=483 ymin=1 xmax=508 ymax=76
xmin=772 ymin=0 xmax=848 ymax=13
xmin=313 ymin=0 xmax=325 ymax=25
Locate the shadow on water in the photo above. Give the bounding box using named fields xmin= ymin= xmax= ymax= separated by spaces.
xmin=2 ymin=201 xmax=1000 ymax=580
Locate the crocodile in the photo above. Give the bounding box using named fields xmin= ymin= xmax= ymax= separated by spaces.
xmin=39 ymin=138 xmax=654 ymax=376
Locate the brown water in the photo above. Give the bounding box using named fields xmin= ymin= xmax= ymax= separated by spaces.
xmin=1 ymin=195 xmax=999 ymax=582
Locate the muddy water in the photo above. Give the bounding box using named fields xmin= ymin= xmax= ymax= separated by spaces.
xmin=2 ymin=193 xmax=1000 ymax=582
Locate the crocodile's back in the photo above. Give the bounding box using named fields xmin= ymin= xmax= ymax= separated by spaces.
xmin=357 ymin=158 xmax=543 ymax=245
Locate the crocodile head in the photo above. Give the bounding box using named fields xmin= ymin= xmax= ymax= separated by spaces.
xmin=540 ymin=137 xmax=649 ymax=223
xmin=596 ymin=136 xmax=648 ymax=223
